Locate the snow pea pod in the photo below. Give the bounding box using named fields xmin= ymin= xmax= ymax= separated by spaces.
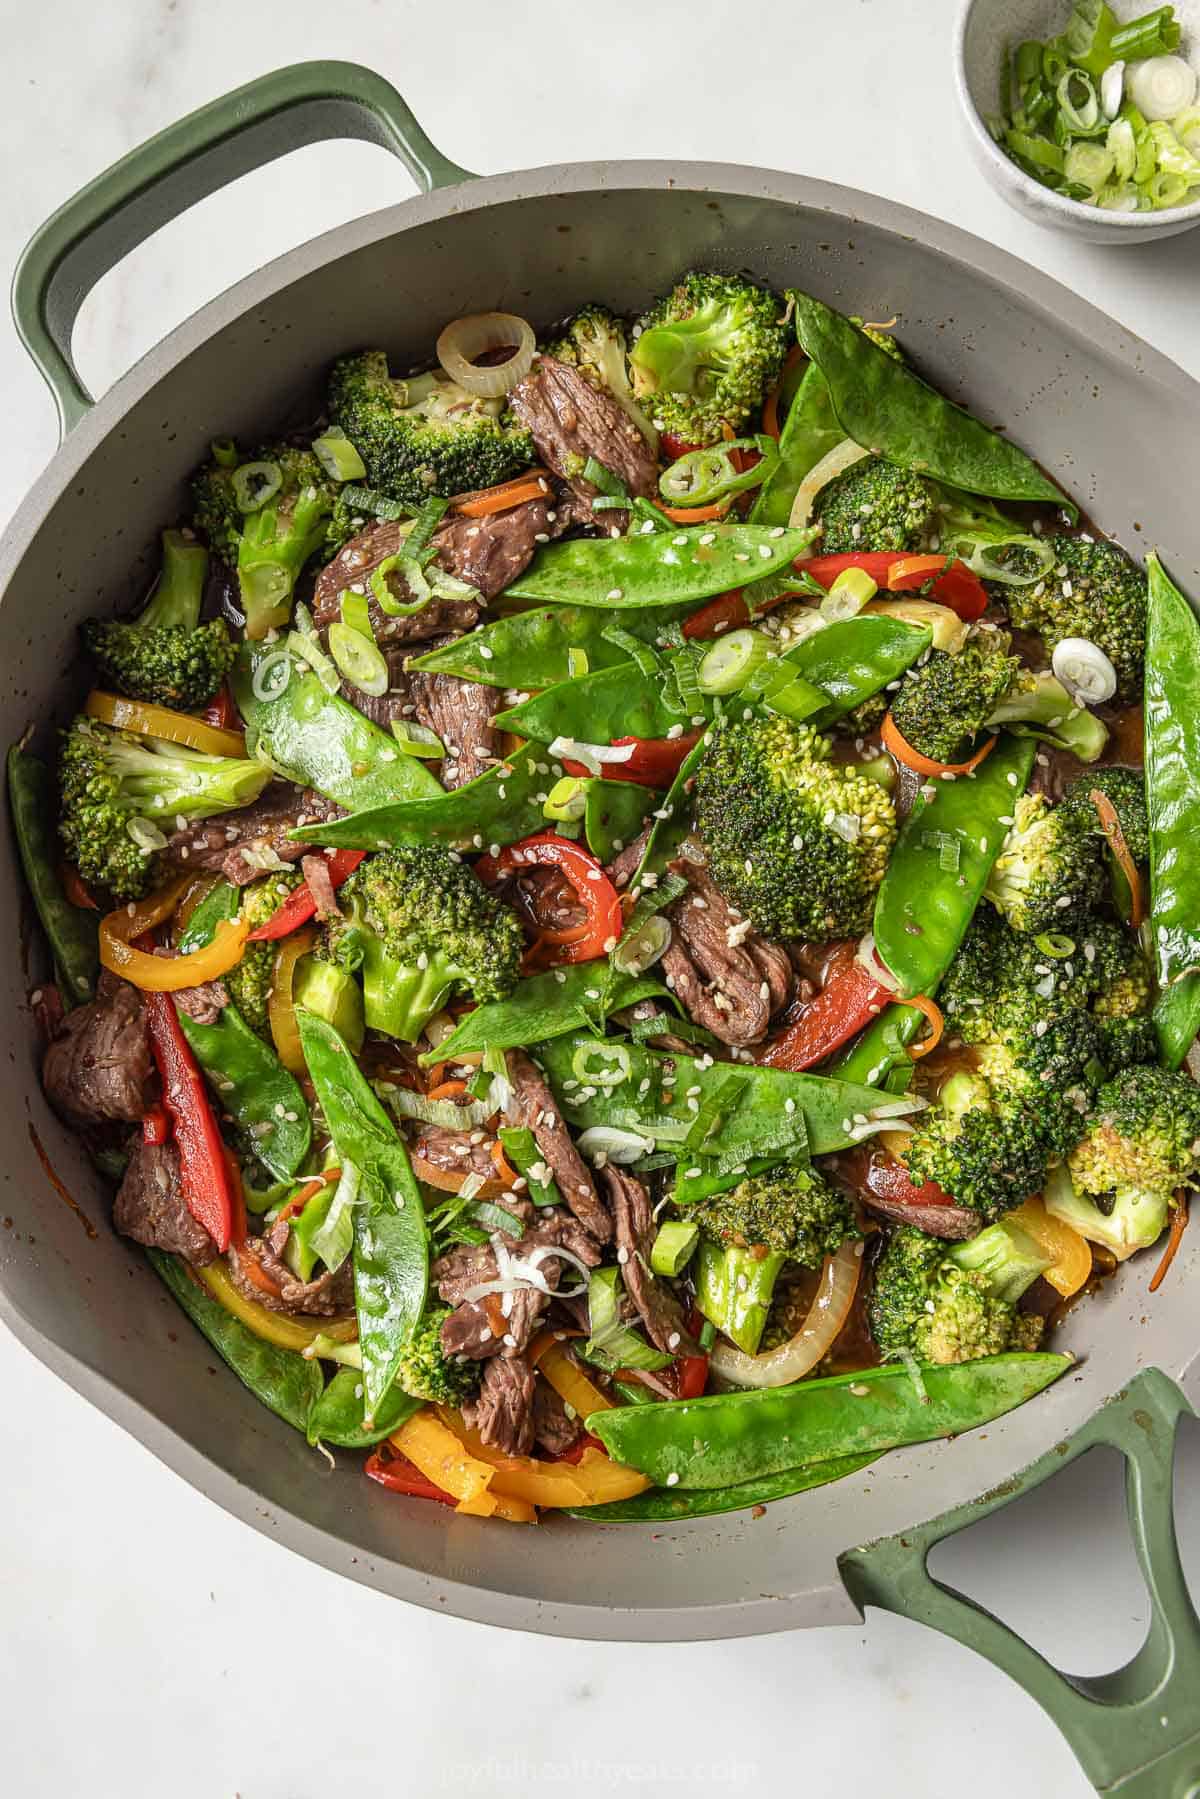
xmin=567 ymin=1451 xmax=877 ymax=1522
xmin=535 ymin=1032 xmax=919 ymax=1158
xmin=177 ymin=1003 xmax=311 ymax=1182
xmin=290 ymin=745 xmax=548 ymax=853
xmin=148 ymin=1246 xmax=321 ymax=1433
xmin=1154 ymin=975 xmax=1200 ymax=1072
xmin=873 ymin=732 xmax=1036 ymax=998
xmin=791 ymin=291 xmax=1075 ymax=514
xmin=495 ymin=662 xmax=711 ymax=746
xmin=299 ymin=1010 xmax=427 ymax=1421
xmin=587 ymin=1353 xmax=1070 ymax=1489
xmin=421 ymin=964 xmax=674 ymax=1064
xmin=1145 ymin=553 xmax=1200 ymax=996
xmin=7 ymin=745 xmax=99 ymax=1007
xmin=306 ymin=1366 xmax=422 ymax=1449
xmin=828 ymin=1003 xmax=923 ymax=1091
xmin=503 ymin=521 xmax=816 ymax=609
xmin=232 ymin=647 xmax=442 ymax=810
xmin=407 ymin=604 xmax=686 ymax=689
xmin=781 ymin=616 xmax=932 ymax=726
xmin=584 ymin=779 xmax=659 ymax=863
xmin=626 ymin=731 xmax=710 ymax=891
xmin=750 ymin=360 xmax=843 ymax=528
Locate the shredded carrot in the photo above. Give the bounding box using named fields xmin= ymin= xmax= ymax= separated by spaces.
xmin=61 ymin=864 xmax=98 ymax=910
xmin=658 ymin=498 xmax=732 ymax=525
xmin=1150 ymin=1191 xmax=1189 ymax=1293
xmin=426 ymin=1078 xmax=469 ymax=1102
xmin=237 ymin=1252 xmax=284 ymax=1300
xmin=761 ymin=344 xmax=805 ymax=441
xmin=490 ymin=1139 xmax=519 ymax=1188
xmin=410 ymin=1152 xmax=505 ymax=1199
xmin=1090 ymin=788 xmax=1145 ymax=927
xmin=881 ymin=712 xmax=998 ymax=780
xmin=422 ymin=1060 xmax=446 ymax=1093
xmin=906 ymin=993 xmax=945 ymax=1059
xmin=276 ymin=1171 xmax=338 ymax=1225
xmin=452 ymin=470 xmax=553 ymax=517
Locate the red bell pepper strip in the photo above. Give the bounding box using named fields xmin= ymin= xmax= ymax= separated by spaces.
xmin=682 ymin=591 xmax=752 ymax=640
xmin=798 ymin=551 xmax=988 ymax=621
xmin=675 ymin=1352 xmax=709 ymax=1399
xmin=202 ymin=683 xmax=240 ymax=732
xmin=865 ymin=1153 xmax=956 ymax=1211
xmin=247 ymin=850 xmax=366 ymax=941
xmin=142 ymin=1102 xmax=171 ymax=1148
xmin=144 ymin=992 xmax=236 ymax=1252
xmin=473 ymin=832 xmax=624 ymax=964
xmin=560 ymin=731 xmax=703 ymax=789
xmin=548 ymin=1431 xmax=606 ymax=1465
xmin=365 ymin=1446 xmax=456 ymax=1505
xmin=758 ymin=942 xmax=891 ymax=1071
xmin=660 ymin=431 xmax=703 ymax=461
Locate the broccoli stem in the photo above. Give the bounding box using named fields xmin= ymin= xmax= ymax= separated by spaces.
xmin=140 ymin=531 xmax=209 ymax=634
xmin=359 ymin=939 xmax=461 ymax=1044
xmin=986 ymin=673 xmax=1108 ymax=762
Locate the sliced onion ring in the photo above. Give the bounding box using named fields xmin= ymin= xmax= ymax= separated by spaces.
xmin=709 ymin=1240 xmax=862 ymax=1389
xmin=436 ymin=312 xmax=537 ymax=399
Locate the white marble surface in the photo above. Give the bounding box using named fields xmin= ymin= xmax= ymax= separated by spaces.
xmin=2 ymin=2 xmax=1198 ymax=1792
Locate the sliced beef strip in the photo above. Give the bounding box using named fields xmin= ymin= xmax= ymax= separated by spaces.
xmin=112 ymin=1140 xmax=217 ymax=1266
xmin=164 ymin=783 xmax=341 ymax=885
xmin=600 ymin=1166 xmax=698 ymax=1357
xmin=432 ymin=493 xmax=566 ymax=598
xmin=532 ymin=1377 xmax=583 ymax=1457
xmin=173 ymin=978 xmax=229 ymax=1025
xmin=607 ymin=826 xmax=651 ymax=892
xmin=435 ymin=1206 xmax=602 ymax=1361
xmin=660 ymin=862 xmax=793 ymax=1048
xmin=505 ymin=1049 xmax=612 ymax=1244
xmin=339 ymin=646 xmax=411 ymax=731
xmin=508 ymin=356 xmax=657 ymax=528
xmin=860 ymin=1193 xmax=982 ymax=1240
xmin=226 ymin=1235 xmax=353 ymax=1317
xmin=42 ymin=970 xmax=155 ymax=1127
xmin=463 ymin=1352 xmax=536 ymax=1456
xmin=313 ymin=521 xmax=482 ymax=642
xmin=407 ymin=667 xmax=500 ymax=790
xmin=409 ymin=1124 xmax=497 ymax=1187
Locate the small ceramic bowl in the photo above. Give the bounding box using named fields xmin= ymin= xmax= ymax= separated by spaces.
xmin=957 ymin=0 xmax=1200 ymax=242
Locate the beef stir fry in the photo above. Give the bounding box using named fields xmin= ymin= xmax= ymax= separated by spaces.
xmin=13 ymin=273 xmax=1199 ymax=1523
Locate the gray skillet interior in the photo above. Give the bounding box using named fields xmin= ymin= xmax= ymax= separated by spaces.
xmin=2 ymin=162 xmax=1198 ymax=1640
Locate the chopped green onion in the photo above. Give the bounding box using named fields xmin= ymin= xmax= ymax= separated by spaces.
xmin=286 ymin=629 xmax=341 ymax=695
xmin=1108 ymin=114 xmax=1138 ymax=178
xmin=601 ymin=623 xmax=661 ymax=678
xmin=1065 ymin=138 xmax=1116 ymax=188
xmin=338 ymin=484 xmax=414 ymax=523
xmin=311 ymin=427 xmax=367 ymax=483
xmin=571 ymin=1042 xmax=632 ymax=1089
xmin=612 ymin=913 xmax=672 ymax=977
xmin=583 ymin=1267 xmax=674 ymax=1372
xmin=210 ymin=436 xmax=239 ymax=468
xmin=232 ymin=460 xmax=282 ymax=513
xmin=650 ymin=1220 xmax=699 ymax=1277
xmin=390 ymin=719 xmax=444 ymax=758
xmin=328 ymin=621 xmax=390 ymax=699
xmin=1129 ymin=53 xmax=1196 ymax=121
xmin=697 ymin=629 xmax=775 ymax=696
xmin=667 ymin=647 xmax=704 ymax=717
xmin=307 ymin=1160 xmax=359 ymax=1276
xmin=340 ymin=589 xmax=375 ymax=641
xmin=567 ymin=647 xmax=589 ymax=679
xmin=921 ymin=830 xmax=962 ymax=873
xmin=497 ymin=1125 xmax=561 ymax=1206
xmin=582 ymin=456 xmax=627 ymax=499
xmin=1034 ymin=932 xmax=1076 ymax=959
xmin=370 ymin=551 xmax=432 ymax=618
xmin=1173 ymin=104 xmax=1200 ymax=154
xmin=1147 ymin=117 xmax=1200 ymax=177
xmin=1057 ymin=67 xmax=1101 ymax=133
xmin=543 ymin=776 xmax=589 ymax=822
xmin=820 ymin=566 xmax=878 ymax=621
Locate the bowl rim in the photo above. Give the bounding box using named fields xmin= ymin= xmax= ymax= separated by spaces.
xmin=954 ymin=0 xmax=1200 ymax=230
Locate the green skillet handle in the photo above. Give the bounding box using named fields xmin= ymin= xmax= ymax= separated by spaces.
xmin=10 ymin=60 xmax=475 ymax=439
xmin=840 ymin=1368 xmax=1200 ymax=1796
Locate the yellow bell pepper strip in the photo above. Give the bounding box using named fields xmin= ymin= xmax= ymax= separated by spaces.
xmin=390 ymin=1408 xmax=497 ymax=1511
xmin=99 ymin=876 xmax=248 ymax=991
xmin=196 ymin=1259 xmax=357 ymax=1352
xmin=268 ymin=926 xmax=317 ymax=1073
xmin=528 ymin=1330 xmax=613 ymax=1420
xmin=1007 ymin=1197 xmax=1093 ymax=1298
xmin=84 ymin=689 xmax=247 ymax=758
xmin=456 ymin=1489 xmax=538 ymax=1524
xmin=438 ymin=1407 xmax=650 ymax=1507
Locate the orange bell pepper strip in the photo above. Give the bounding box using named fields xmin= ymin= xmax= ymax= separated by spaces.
xmin=1007 ymin=1196 xmax=1094 ymax=1298
xmin=100 ymin=877 xmax=249 ymax=991
xmin=84 ymin=689 xmax=247 ymax=758
xmin=390 ymin=1409 xmax=498 ymax=1512
xmin=528 ymin=1330 xmax=613 ymax=1420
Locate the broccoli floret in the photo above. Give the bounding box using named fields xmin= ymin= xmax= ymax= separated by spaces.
xmin=690 ymin=1163 xmax=859 ymax=1355
xmin=812 ymin=457 xmax=940 ymax=555
xmin=57 ymin=716 xmax=271 ymax=900
xmin=689 ymin=1162 xmax=860 ymax=1264
xmin=1006 ymin=535 xmax=1146 ymax=701
xmin=629 ymin=271 xmax=787 ymax=447
xmin=889 ymin=628 xmax=1108 ymax=766
xmin=396 ymin=1304 xmax=482 ymax=1405
xmin=693 ymin=713 xmax=896 ymax=941
xmin=1069 ymin=1065 xmax=1200 ymax=1214
xmin=984 ymin=791 xmax=1103 ymax=934
xmin=81 ymin=531 xmax=235 ymax=711
xmin=902 ymin=1068 xmax=1055 ymax=1220
xmin=1096 ymin=1012 xmax=1160 ymax=1075
xmin=869 ymin=1219 xmax=1048 ymax=1364
xmin=192 ymin=445 xmax=338 ymax=639
xmin=326 ymin=350 xmax=534 ymax=511
xmin=222 ymin=874 xmax=302 ymax=1037
xmin=321 ymin=846 xmax=524 ymax=1043
xmin=545 ymin=304 xmax=659 ymax=450
xmin=1060 ymin=766 xmax=1149 ymax=921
